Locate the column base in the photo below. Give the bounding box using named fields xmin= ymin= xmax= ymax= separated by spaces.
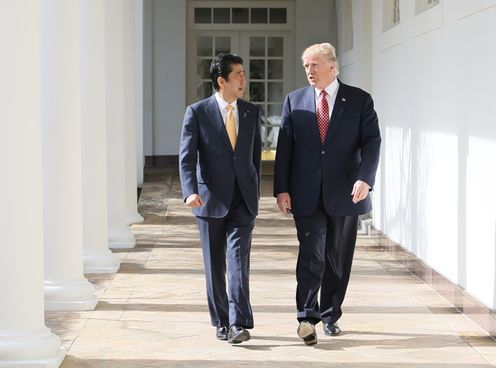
xmin=125 ymin=211 xmax=144 ymax=225
xmin=108 ymin=227 xmax=136 ymax=249
xmin=0 ymin=328 xmax=65 ymax=368
xmin=83 ymin=249 xmax=120 ymax=274
xmin=44 ymin=279 xmax=98 ymax=311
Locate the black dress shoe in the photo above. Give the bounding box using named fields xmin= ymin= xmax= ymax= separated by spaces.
xmin=216 ymin=326 xmax=228 ymax=340
xmin=297 ymin=320 xmax=317 ymax=346
xmin=228 ymin=325 xmax=250 ymax=344
xmin=323 ymin=322 xmax=341 ymax=336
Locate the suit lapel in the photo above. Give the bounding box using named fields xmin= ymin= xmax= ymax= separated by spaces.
xmin=324 ymin=82 xmax=346 ymax=146
xmin=235 ymin=100 xmax=252 ymax=153
xmin=205 ymin=95 xmax=233 ymax=152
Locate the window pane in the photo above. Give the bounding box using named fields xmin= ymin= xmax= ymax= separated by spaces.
xmin=268 ymin=82 xmax=283 ymax=102
xmin=261 ymin=125 xmax=268 ymax=146
xmin=256 ymin=104 xmax=266 ymax=118
xmin=265 ymin=126 xmax=279 ymax=148
xmin=416 ymin=0 xmax=439 ymax=14
xmin=197 ymin=37 xmax=213 ymax=57
xmin=194 ymin=8 xmax=211 ymax=24
xmin=215 ymin=37 xmax=230 ymax=55
xmin=394 ymin=0 xmax=400 ymax=24
xmin=250 ymin=37 xmax=265 ymax=57
xmin=250 ymin=59 xmax=265 ymax=79
xmin=268 ymin=37 xmax=283 ymax=57
xmin=251 ymin=8 xmax=268 ymax=23
xmin=197 ymin=59 xmax=211 ymax=79
xmin=268 ymin=104 xmax=283 ymax=119
xmin=213 ymin=8 xmax=230 ymax=23
xmin=269 ymin=8 xmax=287 ymax=24
xmin=250 ymin=82 xmax=265 ymax=102
xmin=268 ymin=60 xmax=283 ymax=79
xmin=233 ymin=8 xmax=249 ymax=23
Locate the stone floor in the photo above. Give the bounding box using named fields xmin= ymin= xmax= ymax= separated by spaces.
xmin=46 ymin=167 xmax=496 ymax=367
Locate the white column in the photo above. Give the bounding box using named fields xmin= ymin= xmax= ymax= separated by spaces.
xmin=81 ymin=0 xmax=120 ymax=274
xmin=135 ymin=0 xmax=145 ymax=190
xmin=106 ymin=0 xmax=137 ymax=248
xmin=124 ymin=0 xmax=145 ymax=225
xmin=41 ymin=0 xmax=98 ymax=311
xmin=0 ymin=1 xmax=65 ymax=366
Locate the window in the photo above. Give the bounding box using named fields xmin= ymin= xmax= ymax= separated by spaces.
xmin=248 ymin=36 xmax=285 ymax=149
xmin=193 ymin=7 xmax=287 ymax=24
xmin=195 ymin=36 xmax=232 ymax=100
xmin=383 ymin=0 xmax=400 ymax=32
xmin=415 ymin=0 xmax=439 ymax=15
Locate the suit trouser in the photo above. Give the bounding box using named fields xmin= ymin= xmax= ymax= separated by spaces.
xmin=293 ymin=204 xmax=358 ymax=325
xmin=196 ymin=183 xmax=255 ymax=329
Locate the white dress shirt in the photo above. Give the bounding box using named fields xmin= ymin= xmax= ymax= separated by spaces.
xmin=314 ymin=78 xmax=339 ymax=120
xmin=215 ymin=92 xmax=239 ymax=134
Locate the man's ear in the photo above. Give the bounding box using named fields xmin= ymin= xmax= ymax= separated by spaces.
xmin=217 ymin=76 xmax=225 ymax=89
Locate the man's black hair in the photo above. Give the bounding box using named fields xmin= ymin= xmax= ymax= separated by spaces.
xmin=210 ymin=53 xmax=244 ymax=91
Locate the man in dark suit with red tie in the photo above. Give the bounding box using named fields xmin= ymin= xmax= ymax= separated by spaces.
xmin=179 ymin=53 xmax=261 ymax=344
xmin=274 ymin=43 xmax=381 ymax=345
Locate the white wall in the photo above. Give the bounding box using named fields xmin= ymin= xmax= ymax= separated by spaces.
xmin=336 ymin=0 xmax=372 ymax=92
xmin=143 ymin=0 xmax=338 ymax=156
xmin=148 ymin=0 xmax=186 ymax=156
xmin=294 ymin=0 xmax=338 ymax=88
xmin=338 ymin=0 xmax=496 ymax=309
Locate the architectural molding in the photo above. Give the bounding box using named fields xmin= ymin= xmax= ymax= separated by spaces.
xmin=83 ymin=250 xmax=120 ymax=274
xmin=44 ymin=280 xmax=98 ymax=312
xmin=373 ymin=230 xmax=496 ymax=337
xmin=0 ymin=329 xmax=65 ymax=368
xmin=108 ymin=227 xmax=137 ymax=249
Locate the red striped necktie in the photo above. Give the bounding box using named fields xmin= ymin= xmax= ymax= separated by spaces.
xmin=317 ymin=90 xmax=329 ymax=143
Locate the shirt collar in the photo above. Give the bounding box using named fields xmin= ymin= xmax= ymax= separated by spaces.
xmin=215 ymin=92 xmax=238 ymax=111
xmin=314 ymin=78 xmax=339 ymax=98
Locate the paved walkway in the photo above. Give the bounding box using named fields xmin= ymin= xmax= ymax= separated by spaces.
xmin=47 ymin=167 xmax=496 ymax=367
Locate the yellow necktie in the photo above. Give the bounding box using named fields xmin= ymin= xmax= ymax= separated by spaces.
xmin=226 ymin=105 xmax=237 ymax=150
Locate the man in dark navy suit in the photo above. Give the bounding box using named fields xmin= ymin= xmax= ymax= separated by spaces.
xmin=179 ymin=53 xmax=261 ymax=344
xmin=274 ymin=43 xmax=381 ymax=345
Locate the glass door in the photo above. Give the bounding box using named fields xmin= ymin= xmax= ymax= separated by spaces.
xmin=240 ymin=31 xmax=291 ymax=159
xmin=188 ymin=30 xmax=292 ymax=159
xmin=188 ymin=31 xmax=240 ymax=104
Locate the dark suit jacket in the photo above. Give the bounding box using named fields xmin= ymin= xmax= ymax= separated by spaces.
xmin=179 ymin=95 xmax=262 ymax=218
xmin=274 ymin=81 xmax=381 ymax=216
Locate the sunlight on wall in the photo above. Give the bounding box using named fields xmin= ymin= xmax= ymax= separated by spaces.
xmin=417 ymin=131 xmax=458 ymax=281
xmin=368 ymin=0 xmax=496 ymax=310
xmin=383 ymin=127 xmax=459 ymax=283
xmin=466 ymin=136 xmax=496 ymax=307
xmin=383 ymin=126 xmax=413 ymax=249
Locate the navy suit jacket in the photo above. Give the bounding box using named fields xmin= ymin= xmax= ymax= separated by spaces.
xmin=274 ymin=81 xmax=381 ymax=216
xmin=179 ymin=95 xmax=262 ymax=218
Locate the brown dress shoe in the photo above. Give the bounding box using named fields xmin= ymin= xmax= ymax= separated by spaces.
xmin=297 ymin=321 xmax=317 ymax=345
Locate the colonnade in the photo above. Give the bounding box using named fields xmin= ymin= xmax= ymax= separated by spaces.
xmin=0 ymin=1 xmax=144 ymax=366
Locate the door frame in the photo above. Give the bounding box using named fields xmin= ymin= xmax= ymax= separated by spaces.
xmin=187 ymin=0 xmax=294 ymax=104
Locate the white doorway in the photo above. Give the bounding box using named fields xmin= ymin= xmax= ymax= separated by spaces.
xmin=187 ymin=2 xmax=294 ymax=154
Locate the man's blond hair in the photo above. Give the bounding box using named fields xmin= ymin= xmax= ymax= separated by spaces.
xmin=301 ymin=43 xmax=339 ymax=74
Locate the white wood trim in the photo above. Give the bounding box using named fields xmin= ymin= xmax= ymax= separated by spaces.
xmin=188 ymin=0 xmax=294 ymax=31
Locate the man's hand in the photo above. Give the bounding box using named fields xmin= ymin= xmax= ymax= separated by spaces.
xmin=277 ymin=192 xmax=292 ymax=214
xmin=351 ymin=180 xmax=370 ymax=204
xmin=186 ymin=194 xmax=204 ymax=208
